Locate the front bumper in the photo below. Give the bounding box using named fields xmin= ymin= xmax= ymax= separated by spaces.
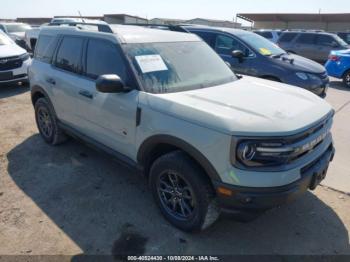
xmin=214 ymin=144 xmax=335 ymax=213
xmin=0 ymin=58 xmax=31 ymax=85
xmin=285 ymin=73 xmax=329 ymax=98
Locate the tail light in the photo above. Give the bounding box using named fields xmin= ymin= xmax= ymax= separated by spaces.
xmin=329 ymin=55 xmax=340 ymax=62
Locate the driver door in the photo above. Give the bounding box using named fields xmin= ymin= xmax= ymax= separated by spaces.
xmin=75 ymin=38 xmax=139 ymax=159
xmin=214 ymin=34 xmax=253 ymax=75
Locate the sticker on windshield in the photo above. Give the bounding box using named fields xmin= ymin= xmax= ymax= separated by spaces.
xmin=135 ymin=55 xmax=168 ymax=73
xmin=259 ymin=48 xmax=272 ymax=56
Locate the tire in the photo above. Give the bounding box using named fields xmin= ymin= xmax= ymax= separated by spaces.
xmin=149 ymin=151 xmax=220 ymax=232
xmin=343 ymin=70 xmax=350 ymax=88
xmin=34 ymin=97 xmax=68 ymax=145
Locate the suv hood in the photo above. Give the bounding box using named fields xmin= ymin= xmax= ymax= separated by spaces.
xmin=0 ymin=43 xmax=26 ymax=58
xmin=145 ymin=76 xmax=333 ymax=136
xmin=271 ymin=53 xmax=326 ymax=74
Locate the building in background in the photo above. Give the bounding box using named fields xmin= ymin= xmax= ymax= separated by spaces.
xmin=103 ymin=14 xmax=148 ymax=24
xmin=237 ymin=13 xmax=350 ymax=31
xmin=150 ymin=17 xmax=241 ymax=28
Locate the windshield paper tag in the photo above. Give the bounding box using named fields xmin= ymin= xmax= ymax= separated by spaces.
xmin=135 ymin=55 xmax=168 ymax=73
xmin=259 ymin=48 xmax=272 ymax=56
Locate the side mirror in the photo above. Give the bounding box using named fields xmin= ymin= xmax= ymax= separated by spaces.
xmin=96 ymin=74 xmax=127 ymax=93
xmin=232 ymin=50 xmax=245 ymax=63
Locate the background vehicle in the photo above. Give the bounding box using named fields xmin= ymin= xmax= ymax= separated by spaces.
xmin=185 ymin=26 xmax=329 ymax=97
xmin=254 ymin=29 xmax=282 ymax=43
xmin=30 ymin=25 xmax=335 ymax=232
xmin=0 ymin=30 xmax=31 ymax=85
xmin=278 ymin=31 xmax=349 ymax=63
xmin=336 ymin=32 xmax=350 ymax=44
xmin=0 ymin=22 xmax=32 ymax=49
xmin=24 ymin=19 xmax=112 ymax=51
xmin=325 ymin=49 xmax=350 ymax=88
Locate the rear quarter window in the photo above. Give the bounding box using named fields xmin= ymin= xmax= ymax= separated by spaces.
xmin=34 ymin=35 xmax=58 ymax=63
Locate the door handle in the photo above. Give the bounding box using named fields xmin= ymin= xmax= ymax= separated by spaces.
xmin=46 ymin=78 xmax=56 ymax=85
xmin=79 ymin=90 xmax=94 ymax=99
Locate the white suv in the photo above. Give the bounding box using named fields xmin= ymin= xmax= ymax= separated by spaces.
xmin=0 ymin=31 xmax=31 ymax=85
xmin=29 ymin=26 xmax=335 ymax=232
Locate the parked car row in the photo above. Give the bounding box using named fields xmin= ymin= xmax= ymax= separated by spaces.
xmin=184 ymin=26 xmax=329 ymax=97
xmin=29 ymin=25 xmax=335 ymax=232
xmin=0 ymin=30 xmax=31 ymax=85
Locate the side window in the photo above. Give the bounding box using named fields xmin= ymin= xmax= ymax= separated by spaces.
xmin=34 ymin=35 xmax=58 ymax=63
xmin=192 ymin=31 xmax=216 ymax=48
xmin=0 ymin=25 xmax=5 ymax=32
xmin=215 ymin=34 xmax=252 ymax=57
xmin=85 ymin=39 xmax=128 ymax=82
xmin=317 ymin=35 xmax=339 ymax=47
xmin=54 ymin=36 xmax=84 ymax=74
xmin=278 ymin=33 xmax=298 ymax=43
xmin=296 ymin=34 xmax=316 ymax=45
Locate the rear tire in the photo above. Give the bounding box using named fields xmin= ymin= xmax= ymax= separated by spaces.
xmin=343 ymin=70 xmax=350 ymax=88
xmin=34 ymin=97 xmax=68 ymax=145
xmin=149 ymin=151 xmax=220 ymax=232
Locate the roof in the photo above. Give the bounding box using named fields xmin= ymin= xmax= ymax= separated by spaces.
xmin=40 ymin=25 xmax=200 ymax=44
xmin=238 ymin=13 xmax=350 ymax=23
xmin=110 ymin=25 xmax=200 ymax=43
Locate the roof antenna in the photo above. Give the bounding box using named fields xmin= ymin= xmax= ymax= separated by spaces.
xmin=78 ymin=11 xmax=85 ymax=23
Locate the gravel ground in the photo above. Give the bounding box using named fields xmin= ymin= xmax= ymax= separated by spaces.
xmin=0 ymin=83 xmax=349 ymax=257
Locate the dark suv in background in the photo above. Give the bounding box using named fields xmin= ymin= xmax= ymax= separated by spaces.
xmin=278 ymin=31 xmax=349 ymax=63
xmin=185 ymin=26 xmax=329 ymax=97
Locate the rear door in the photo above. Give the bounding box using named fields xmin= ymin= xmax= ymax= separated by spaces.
xmin=51 ymin=35 xmax=85 ymax=128
xmin=293 ymin=33 xmax=317 ymax=60
xmin=75 ymin=38 xmax=139 ymax=159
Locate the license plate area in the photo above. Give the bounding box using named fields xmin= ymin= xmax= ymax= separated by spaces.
xmin=0 ymin=71 xmax=13 ymax=81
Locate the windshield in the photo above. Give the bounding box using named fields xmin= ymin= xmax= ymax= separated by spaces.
xmin=334 ymin=35 xmax=349 ymax=47
xmin=0 ymin=32 xmax=13 ymax=45
xmin=6 ymin=24 xmax=31 ymax=33
xmin=126 ymin=41 xmax=237 ymax=94
xmin=240 ymin=32 xmax=286 ymax=56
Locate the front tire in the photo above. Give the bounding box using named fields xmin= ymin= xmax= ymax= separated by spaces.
xmin=34 ymin=97 xmax=67 ymax=145
xmin=343 ymin=70 xmax=350 ymax=88
xmin=149 ymin=151 xmax=220 ymax=232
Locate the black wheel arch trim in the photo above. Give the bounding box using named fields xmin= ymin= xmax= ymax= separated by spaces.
xmin=137 ymin=135 xmax=222 ymax=182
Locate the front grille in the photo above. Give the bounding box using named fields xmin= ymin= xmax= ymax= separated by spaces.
xmin=0 ymin=56 xmax=23 ymax=71
xmin=284 ymin=112 xmax=333 ymax=164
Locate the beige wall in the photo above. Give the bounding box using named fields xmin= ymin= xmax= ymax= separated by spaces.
xmin=255 ymin=21 xmax=350 ymax=31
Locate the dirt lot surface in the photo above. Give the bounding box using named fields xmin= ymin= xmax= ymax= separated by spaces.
xmin=0 ymin=81 xmax=349 ymax=257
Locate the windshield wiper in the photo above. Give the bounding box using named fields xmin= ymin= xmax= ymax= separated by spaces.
xmin=271 ymin=53 xmax=287 ymax=59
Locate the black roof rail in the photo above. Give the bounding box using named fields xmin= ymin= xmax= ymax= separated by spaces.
xmin=48 ymin=22 xmax=113 ymax=33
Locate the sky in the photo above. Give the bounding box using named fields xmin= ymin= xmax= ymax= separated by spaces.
xmin=1 ymin=0 xmax=350 ymax=21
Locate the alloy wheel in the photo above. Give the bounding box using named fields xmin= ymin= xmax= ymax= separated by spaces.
xmin=157 ymin=170 xmax=196 ymax=220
